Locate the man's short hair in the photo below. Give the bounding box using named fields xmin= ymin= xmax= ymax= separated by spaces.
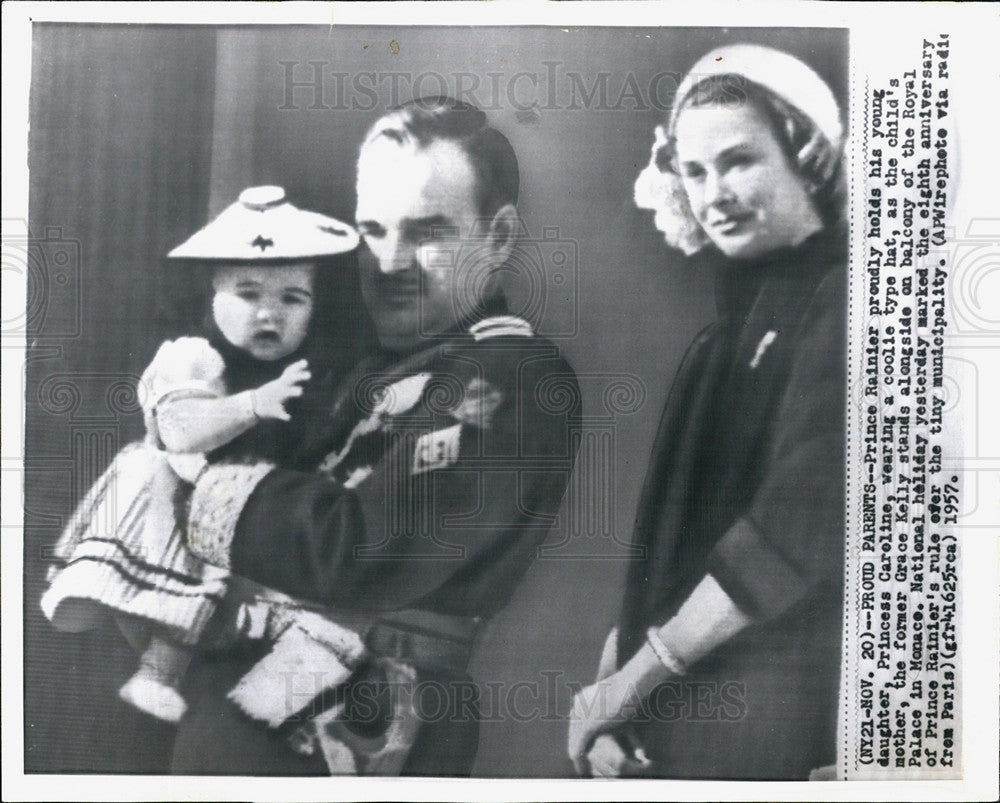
xmin=362 ymin=96 xmax=519 ymax=217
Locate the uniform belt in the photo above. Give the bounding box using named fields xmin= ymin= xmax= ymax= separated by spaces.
xmin=365 ymin=609 xmax=482 ymax=676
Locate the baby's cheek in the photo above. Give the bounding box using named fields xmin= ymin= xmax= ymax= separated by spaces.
xmin=214 ymin=293 xmax=252 ymax=318
xmin=286 ymin=309 xmax=313 ymax=347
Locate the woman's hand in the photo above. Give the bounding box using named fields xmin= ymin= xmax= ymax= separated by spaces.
xmin=568 ymin=676 xmax=629 ymax=776
xmin=568 ymin=641 xmax=670 ymax=776
xmin=568 ymin=670 xmax=644 ymax=776
xmin=586 ymin=733 xmax=650 ymax=778
xmin=251 ymin=359 xmax=311 ymax=421
xmin=570 ymin=627 xmax=637 ymax=777
xmin=594 ymin=626 xmax=618 ymax=682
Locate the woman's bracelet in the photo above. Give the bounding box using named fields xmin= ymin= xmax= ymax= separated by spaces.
xmin=646 ymin=627 xmax=687 ymax=676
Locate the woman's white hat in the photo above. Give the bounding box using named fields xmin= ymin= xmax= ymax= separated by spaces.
xmin=636 ymin=44 xmax=843 ymax=255
xmin=670 ymin=44 xmax=842 ymax=148
xmin=168 ymin=186 xmax=359 ymax=261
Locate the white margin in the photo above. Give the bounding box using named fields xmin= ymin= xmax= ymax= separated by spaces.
xmin=2 ymin=3 xmax=997 ymax=802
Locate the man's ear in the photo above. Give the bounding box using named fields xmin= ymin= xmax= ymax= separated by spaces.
xmin=488 ymin=203 xmax=519 ymax=260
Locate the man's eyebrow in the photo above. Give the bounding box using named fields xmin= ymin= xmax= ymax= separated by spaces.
xmin=283 ymin=286 xmax=313 ymax=297
xmin=235 ymin=280 xmax=263 ymax=287
xmin=402 ymin=215 xmax=455 ymax=234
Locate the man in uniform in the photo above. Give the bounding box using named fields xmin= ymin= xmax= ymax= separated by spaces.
xmin=170 ymin=97 xmax=580 ymax=776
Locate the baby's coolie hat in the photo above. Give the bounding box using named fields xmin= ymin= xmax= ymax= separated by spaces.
xmin=169 ymin=186 xmax=359 ymax=261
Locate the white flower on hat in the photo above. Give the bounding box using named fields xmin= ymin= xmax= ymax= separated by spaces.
xmin=633 ymin=125 xmax=709 ymax=256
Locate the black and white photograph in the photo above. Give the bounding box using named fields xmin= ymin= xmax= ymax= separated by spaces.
xmin=3 ymin=2 xmax=997 ymax=800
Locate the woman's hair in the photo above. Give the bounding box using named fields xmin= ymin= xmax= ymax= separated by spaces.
xmin=641 ymin=75 xmax=846 ymax=254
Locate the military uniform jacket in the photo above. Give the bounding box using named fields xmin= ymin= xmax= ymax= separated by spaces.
xmin=186 ymin=314 xmax=580 ymax=625
xmin=617 ymin=230 xmax=847 ymax=780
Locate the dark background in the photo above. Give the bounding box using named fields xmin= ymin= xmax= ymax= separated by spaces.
xmin=24 ymin=24 xmax=847 ymax=776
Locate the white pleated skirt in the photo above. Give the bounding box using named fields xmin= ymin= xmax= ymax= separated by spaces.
xmin=40 ymin=442 xmax=229 ymax=644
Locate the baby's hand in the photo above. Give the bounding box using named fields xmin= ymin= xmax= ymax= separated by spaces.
xmin=251 ymin=359 xmax=311 ymax=421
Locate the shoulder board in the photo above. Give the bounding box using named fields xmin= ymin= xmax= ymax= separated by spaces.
xmin=468 ymin=315 xmax=533 ymax=341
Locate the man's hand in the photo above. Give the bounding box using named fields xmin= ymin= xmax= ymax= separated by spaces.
xmin=251 ymin=359 xmax=311 ymax=421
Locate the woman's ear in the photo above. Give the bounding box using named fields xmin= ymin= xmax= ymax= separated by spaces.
xmin=488 ymin=203 xmax=520 ymax=260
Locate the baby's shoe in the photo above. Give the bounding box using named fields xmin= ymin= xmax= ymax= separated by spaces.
xmin=119 ymin=668 xmax=187 ymax=723
xmin=118 ymin=635 xmax=192 ymax=723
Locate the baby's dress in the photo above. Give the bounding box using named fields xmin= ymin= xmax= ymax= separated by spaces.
xmin=41 ymin=337 xmax=231 ymax=644
xmin=40 ymin=337 xmax=407 ymax=768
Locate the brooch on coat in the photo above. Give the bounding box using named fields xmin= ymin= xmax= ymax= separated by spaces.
xmin=749 ymin=330 xmax=779 ymax=370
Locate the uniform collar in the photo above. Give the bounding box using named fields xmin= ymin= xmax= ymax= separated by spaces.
xmin=376 ymin=294 xmax=532 ymax=361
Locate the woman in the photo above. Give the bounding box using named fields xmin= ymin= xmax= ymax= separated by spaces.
xmin=568 ymin=44 xmax=847 ymax=780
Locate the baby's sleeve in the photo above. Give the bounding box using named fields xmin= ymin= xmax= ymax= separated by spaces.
xmin=139 ymin=337 xmax=227 ymax=414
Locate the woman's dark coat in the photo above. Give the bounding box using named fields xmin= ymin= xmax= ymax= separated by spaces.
xmin=617 ymin=229 xmax=847 ymax=780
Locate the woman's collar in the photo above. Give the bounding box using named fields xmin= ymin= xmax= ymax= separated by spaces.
xmin=711 ymin=224 xmax=846 ymax=323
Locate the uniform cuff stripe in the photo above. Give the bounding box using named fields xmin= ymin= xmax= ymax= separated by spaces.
xmin=187 ymin=463 xmax=275 ymax=569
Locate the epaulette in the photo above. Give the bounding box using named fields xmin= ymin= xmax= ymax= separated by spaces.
xmin=468 ymin=315 xmax=533 ymax=341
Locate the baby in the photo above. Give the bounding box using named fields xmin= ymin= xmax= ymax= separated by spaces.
xmin=42 ymin=186 xmax=360 ymax=722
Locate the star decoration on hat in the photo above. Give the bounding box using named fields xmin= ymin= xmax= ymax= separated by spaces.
xmin=251 ymin=235 xmax=275 ymax=251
